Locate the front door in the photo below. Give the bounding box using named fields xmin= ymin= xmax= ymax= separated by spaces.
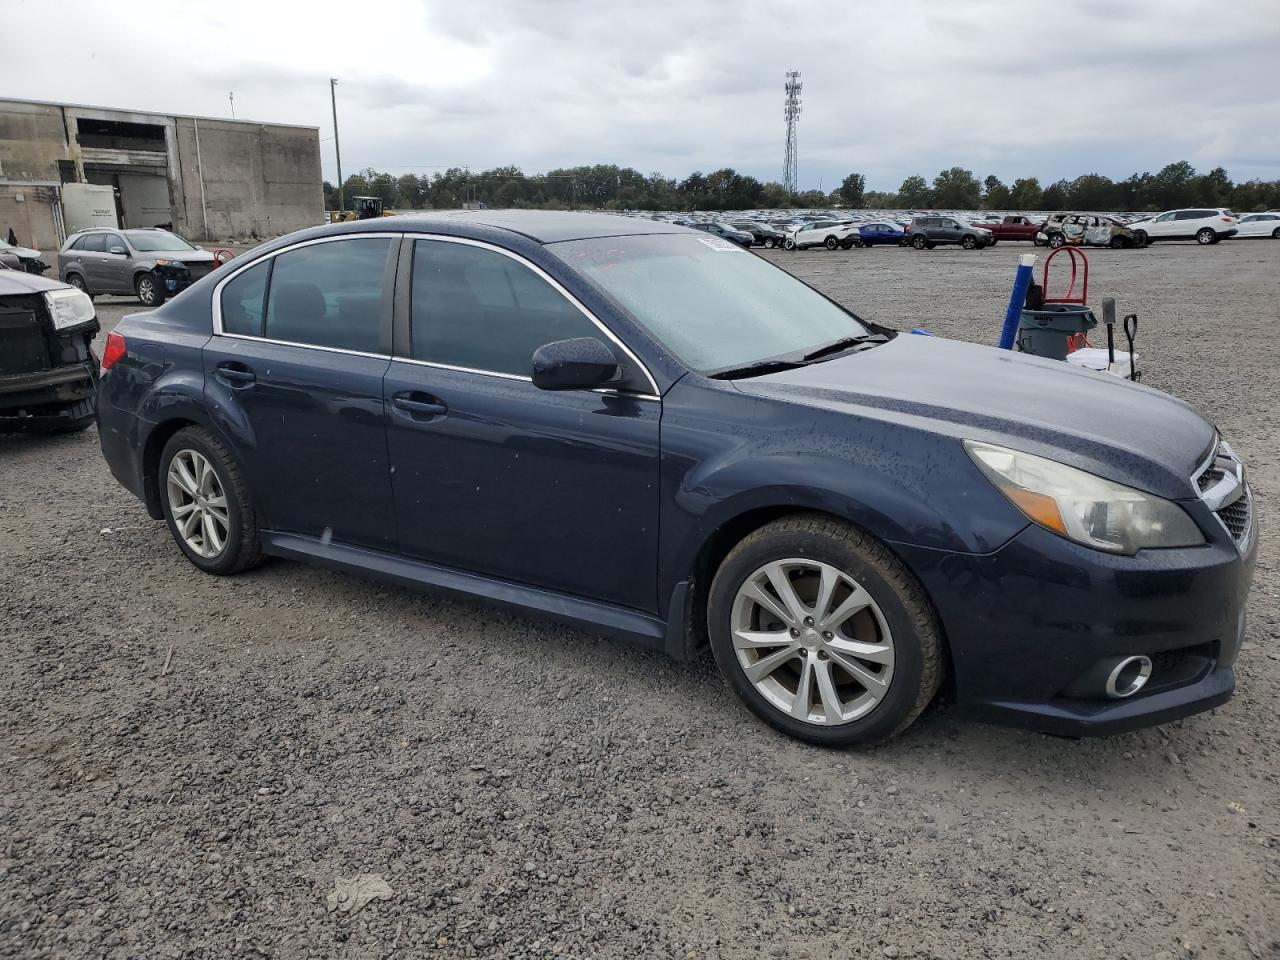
xmin=202 ymin=235 xmax=399 ymax=551
xmin=383 ymin=237 xmax=661 ymax=613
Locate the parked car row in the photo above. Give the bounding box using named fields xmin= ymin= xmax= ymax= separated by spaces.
xmin=57 ymin=227 xmax=220 ymax=305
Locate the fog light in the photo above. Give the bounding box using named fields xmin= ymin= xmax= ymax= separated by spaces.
xmin=1105 ymin=656 xmax=1152 ymax=699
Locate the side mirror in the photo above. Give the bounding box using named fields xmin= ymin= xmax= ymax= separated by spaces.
xmin=109 ymin=246 xmax=127 ymax=255
xmin=532 ymin=337 xmax=621 ymax=391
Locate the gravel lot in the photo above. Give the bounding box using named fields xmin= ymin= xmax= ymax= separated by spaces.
xmin=2 ymin=240 xmax=1277 ymax=960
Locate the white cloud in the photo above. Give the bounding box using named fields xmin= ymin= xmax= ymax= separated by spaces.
xmin=4 ymin=0 xmax=1276 ymax=189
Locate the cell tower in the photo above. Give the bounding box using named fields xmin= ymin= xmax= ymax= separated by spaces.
xmin=783 ymin=71 xmax=802 ymax=195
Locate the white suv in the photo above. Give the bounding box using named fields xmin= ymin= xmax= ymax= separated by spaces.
xmin=1128 ymin=208 xmax=1238 ymax=245
xmin=784 ymin=219 xmax=860 ymax=251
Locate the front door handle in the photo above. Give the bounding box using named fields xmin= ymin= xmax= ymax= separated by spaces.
xmin=392 ymin=392 xmax=447 ymax=419
xmin=216 ymin=363 xmax=256 ymax=386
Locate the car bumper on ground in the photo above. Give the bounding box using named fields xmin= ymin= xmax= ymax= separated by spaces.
xmin=0 ymin=363 xmax=97 ymax=431
xmin=894 ymin=518 xmax=1256 ymax=737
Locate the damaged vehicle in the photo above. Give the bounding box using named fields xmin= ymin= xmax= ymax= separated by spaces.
xmin=1038 ymin=213 xmax=1145 ymax=249
xmin=0 ymin=238 xmax=50 ymax=275
xmin=97 ymin=212 xmax=1255 ymax=747
xmin=0 ymin=264 xmax=99 ymax=432
xmin=59 ymin=227 xmax=217 ymax=306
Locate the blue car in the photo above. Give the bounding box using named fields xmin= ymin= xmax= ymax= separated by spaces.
xmin=857 ymin=221 xmax=907 ymax=247
xmin=97 ymin=212 xmax=1256 ymax=747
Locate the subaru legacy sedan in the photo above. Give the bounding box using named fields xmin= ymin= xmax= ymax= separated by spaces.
xmin=96 ymin=212 xmax=1255 ymax=746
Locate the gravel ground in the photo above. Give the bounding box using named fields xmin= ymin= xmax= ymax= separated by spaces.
xmin=2 ymin=240 xmax=1277 ymax=960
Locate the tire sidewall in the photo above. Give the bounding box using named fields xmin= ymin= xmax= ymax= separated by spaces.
xmin=159 ymin=428 xmax=247 ymax=574
xmin=137 ymin=272 xmax=165 ymax=306
xmin=1196 ymin=228 xmax=1214 ymax=245
xmin=708 ymin=523 xmax=931 ymax=747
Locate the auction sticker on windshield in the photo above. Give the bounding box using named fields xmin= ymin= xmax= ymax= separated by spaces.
xmin=697 ymin=237 xmax=740 ymax=251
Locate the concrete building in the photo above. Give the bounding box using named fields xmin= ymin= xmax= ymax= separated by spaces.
xmin=0 ymin=98 xmax=323 ymax=251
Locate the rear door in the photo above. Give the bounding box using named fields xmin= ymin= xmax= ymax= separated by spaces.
xmin=382 ymin=236 xmax=662 ymax=612
xmin=76 ymin=233 xmax=112 ymax=289
xmin=202 ymin=234 xmax=399 ymax=551
xmin=101 ymin=233 xmax=134 ymax=293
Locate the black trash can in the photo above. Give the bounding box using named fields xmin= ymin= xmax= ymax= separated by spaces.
xmin=1016 ymin=304 xmax=1098 ymax=361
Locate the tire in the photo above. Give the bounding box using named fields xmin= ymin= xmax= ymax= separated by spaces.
xmin=824 ymin=236 xmax=839 ymax=250
xmin=1273 ymin=228 xmax=1280 ymax=240
xmin=1196 ymin=228 xmax=1215 ymax=245
xmin=136 ymin=272 xmax=166 ymax=307
xmin=961 ymin=235 xmax=978 ymax=250
xmin=911 ymin=234 xmax=928 ymax=250
xmin=1110 ymin=236 xmax=1126 ymax=249
xmin=1048 ymin=233 xmax=1066 ymax=249
xmin=65 ymin=272 xmax=93 ymax=299
xmin=783 ymin=238 xmax=796 ymax=251
xmin=1033 ymin=236 xmax=1047 ymax=247
xmin=840 ymin=239 xmax=854 ymax=250
xmin=1134 ymin=229 xmax=1149 ymax=246
xmin=764 ymin=238 xmax=776 ymax=249
xmin=159 ymin=426 xmax=262 ymax=575
xmin=989 ymin=239 xmax=998 ymax=246
xmin=708 ymin=515 xmax=944 ymax=747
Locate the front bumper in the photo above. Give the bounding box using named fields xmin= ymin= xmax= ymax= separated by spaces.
xmin=0 ymin=362 xmax=97 ymax=431
xmin=895 ymin=518 xmax=1256 ymax=737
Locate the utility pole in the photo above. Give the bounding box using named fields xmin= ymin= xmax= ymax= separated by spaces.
xmin=783 ymin=71 xmax=802 ymax=196
xmin=330 ymin=78 xmax=344 ymax=212
xmin=229 ymin=92 xmax=235 ymax=119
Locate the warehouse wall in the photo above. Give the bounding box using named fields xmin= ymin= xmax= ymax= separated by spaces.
xmin=171 ymin=117 xmax=323 ymax=240
xmin=0 ymin=184 xmax=61 ymax=253
xmin=0 ymin=101 xmax=70 ymax=182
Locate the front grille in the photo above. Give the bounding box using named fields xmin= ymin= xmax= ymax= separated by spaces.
xmin=1194 ymin=439 xmax=1252 ymax=547
xmin=183 ymin=261 xmax=215 ymax=281
xmin=1218 ymin=496 xmax=1251 ymax=540
xmin=0 ymin=304 xmax=50 ymax=375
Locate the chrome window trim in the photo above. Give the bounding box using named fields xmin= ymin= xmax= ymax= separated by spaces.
xmin=210 ymin=231 xmax=661 ymax=398
xmin=210 ymin=232 xmax=404 ymax=354
xmin=406 ymin=233 xmax=661 ymax=397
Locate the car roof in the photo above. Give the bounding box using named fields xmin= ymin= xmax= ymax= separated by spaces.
xmin=388 ymin=210 xmax=690 ymax=243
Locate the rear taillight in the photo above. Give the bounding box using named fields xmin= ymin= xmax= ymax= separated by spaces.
xmin=101 ymin=331 xmax=126 ymax=372
xmin=1221 ymin=216 xmax=1233 ymax=223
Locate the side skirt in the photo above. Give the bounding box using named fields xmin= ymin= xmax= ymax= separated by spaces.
xmin=261 ymin=531 xmax=672 ymax=653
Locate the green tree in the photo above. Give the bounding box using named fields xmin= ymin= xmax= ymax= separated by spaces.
xmin=1009 ymin=177 xmax=1043 ymax=209
xmin=1149 ymin=161 xmax=1197 ymax=209
xmin=1195 ymin=166 xmax=1233 ymax=206
xmin=1067 ymin=173 xmax=1116 ymax=210
xmin=983 ymin=175 xmax=1012 ymax=209
xmin=395 ymin=173 xmax=425 ymax=209
xmin=838 ymin=173 xmax=866 ymax=208
xmin=931 ymin=167 xmax=981 ymax=208
xmin=1040 ymin=179 xmax=1070 ymax=210
xmin=897 ymin=175 xmax=931 ymax=207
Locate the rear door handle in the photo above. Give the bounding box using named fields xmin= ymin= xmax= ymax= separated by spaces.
xmin=215 ymin=364 xmax=256 ymax=386
xmin=392 ymin=392 xmax=447 ymax=419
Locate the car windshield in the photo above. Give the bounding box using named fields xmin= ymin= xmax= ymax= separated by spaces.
xmin=123 ymin=230 xmax=196 ymax=252
xmin=552 ymin=234 xmax=871 ymax=374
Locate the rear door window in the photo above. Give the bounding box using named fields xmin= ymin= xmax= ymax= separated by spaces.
xmin=410 ymin=239 xmax=600 ymax=377
xmin=219 ymin=259 xmax=269 ymax=337
xmin=262 ymin=238 xmax=394 ymax=353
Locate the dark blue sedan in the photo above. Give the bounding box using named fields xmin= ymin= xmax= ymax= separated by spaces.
xmin=857 ymin=221 xmax=907 ymax=247
xmin=96 ymin=211 xmax=1256 ymax=746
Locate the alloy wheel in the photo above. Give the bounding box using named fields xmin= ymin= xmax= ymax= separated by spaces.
xmin=730 ymin=558 xmax=895 ymax=725
xmin=1196 ymin=228 xmax=1214 ymax=244
xmin=166 ymin=449 xmax=229 ymax=559
xmin=137 ymin=275 xmax=158 ymax=305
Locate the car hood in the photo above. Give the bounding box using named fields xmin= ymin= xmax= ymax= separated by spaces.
xmin=0 ymin=244 xmax=43 ymax=259
xmin=0 ymin=269 xmax=70 ymax=297
xmin=730 ymin=333 xmax=1215 ymax=500
xmin=149 ymin=249 xmax=216 ymax=263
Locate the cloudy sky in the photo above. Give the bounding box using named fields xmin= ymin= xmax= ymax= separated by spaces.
xmin=5 ymin=0 xmax=1277 ymax=190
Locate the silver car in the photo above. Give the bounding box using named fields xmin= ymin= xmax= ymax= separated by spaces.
xmin=59 ymin=228 xmax=217 ymax=306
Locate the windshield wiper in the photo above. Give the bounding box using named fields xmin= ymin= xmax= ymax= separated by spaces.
xmin=707 ymin=358 xmax=810 ymax=380
xmin=798 ymin=333 xmax=888 ymax=362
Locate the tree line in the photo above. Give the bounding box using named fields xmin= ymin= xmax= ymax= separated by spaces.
xmin=324 ymin=160 xmax=1280 ymax=213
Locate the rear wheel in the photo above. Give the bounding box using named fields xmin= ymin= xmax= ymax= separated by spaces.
xmin=1196 ymin=228 xmax=1215 ymax=245
xmin=839 ymin=238 xmax=854 ymax=250
xmin=961 ymin=235 xmax=978 ymax=250
xmin=1134 ymin=229 xmax=1149 ymax=246
xmin=911 ymin=235 xmax=928 ymax=250
xmin=764 ymin=237 xmax=776 ymax=248
xmin=708 ymin=515 xmax=944 ymax=747
xmin=1110 ymin=236 xmax=1126 ymax=249
xmin=135 ymin=272 xmax=166 ymax=307
xmin=159 ymin=426 xmax=262 ymax=575
xmin=1272 ymin=227 xmax=1280 ymax=239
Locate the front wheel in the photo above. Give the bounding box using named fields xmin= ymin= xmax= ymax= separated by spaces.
xmin=911 ymin=235 xmax=928 ymax=250
xmin=840 ymin=238 xmax=854 ymax=250
xmin=783 ymin=238 xmax=796 ymax=251
xmin=764 ymin=238 xmax=776 ymax=248
xmin=1196 ymin=228 xmax=1215 ymax=245
xmin=65 ymin=273 xmax=93 ymax=299
xmin=1134 ymin=229 xmax=1149 ymax=246
xmin=160 ymin=426 xmax=262 ymax=575
xmin=136 ymin=272 xmax=166 ymax=307
xmin=824 ymin=236 xmax=839 ymax=250
xmin=1048 ymin=233 xmax=1066 ymax=249
xmin=961 ymin=235 xmax=978 ymax=250
xmin=708 ymin=515 xmax=944 ymax=747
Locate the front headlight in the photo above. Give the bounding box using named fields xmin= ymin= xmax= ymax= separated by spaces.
xmin=965 ymin=440 xmax=1204 ymax=554
xmin=43 ymin=288 xmax=96 ymax=331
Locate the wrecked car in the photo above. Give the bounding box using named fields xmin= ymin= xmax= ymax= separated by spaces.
xmin=0 ymin=264 xmax=100 ymax=432
xmin=1038 ymin=213 xmax=1145 ymax=249
xmin=0 ymin=239 xmax=50 ymax=275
